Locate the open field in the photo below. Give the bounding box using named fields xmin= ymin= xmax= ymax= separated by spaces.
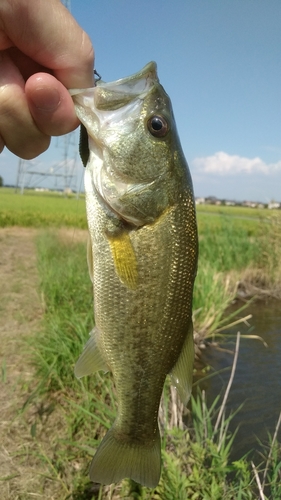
xmin=2 ymin=187 xmax=281 ymax=336
xmin=1 ymin=188 xmax=281 ymax=498
xmin=2 ymin=186 xmax=281 ymax=339
xmin=196 ymin=202 xmax=274 ymax=218
xmin=1 ymin=187 xmax=280 ymax=227
xmin=0 ymin=188 xmax=87 ymax=228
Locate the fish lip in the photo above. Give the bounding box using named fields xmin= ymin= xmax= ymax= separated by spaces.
xmin=69 ymin=61 xmax=158 ymax=99
xmin=99 ymin=61 xmax=158 ymax=94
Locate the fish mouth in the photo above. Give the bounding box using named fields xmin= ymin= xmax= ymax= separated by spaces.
xmin=95 ymin=61 xmax=159 ymax=107
xmin=70 ymin=61 xmax=160 ymax=141
xmin=102 ymin=61 xmax=158 ymax=89
xmin=70 ymin=61 xmax=158 ymax=110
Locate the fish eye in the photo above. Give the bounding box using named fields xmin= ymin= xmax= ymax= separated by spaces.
xmin=147 ymin=115 xmax=169 ymax=138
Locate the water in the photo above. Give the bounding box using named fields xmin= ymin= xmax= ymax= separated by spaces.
xmin=196 ymin=300 xmax=281 ymax=460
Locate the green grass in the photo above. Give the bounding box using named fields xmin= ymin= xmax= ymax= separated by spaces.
xmin=1 ymin=187 xmax=281 ymax=336
xmin=26 ymin=230 xmax=281 ymax=499
xmin=0 ymin=187 xmax=87 ymax=228
xmin=34 ymin=231 xmax=93 ymax=388
xmin=198 ymin=214 xmax=262 ymax=271
xmin=2 ymin=186 xmax=281 ymax=334
xmin=2 ymin=187 xmax=281 ymax=497
xmin=196 ymin=203 xmax=279 ymax=218
xmin=194 ymin=210 xmax=281 ymax=335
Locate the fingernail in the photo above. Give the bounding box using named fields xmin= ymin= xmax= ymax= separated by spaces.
xmin=31 ymin=87 xmax=61 ymax=111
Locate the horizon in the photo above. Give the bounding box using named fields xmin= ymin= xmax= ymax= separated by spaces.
xmin=2 ymin=184 xmax=280 ymax=207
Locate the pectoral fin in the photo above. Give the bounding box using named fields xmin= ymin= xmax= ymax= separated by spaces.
xmin=106 ymin=231 xmax=138 ymax=289
xmin=74 ymin=327 xmax=108 ymax=378
xmin=170 ymin=323 xmax=194 ymax=405
xmin=87 ymin=233 xmax=94 ymax=283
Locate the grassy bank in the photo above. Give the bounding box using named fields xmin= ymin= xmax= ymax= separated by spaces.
xmin=1 ymin=188 xmax=281 ymax=497
xmin=194 ymin=206 xmax=281 ymax=338
xmin=26 ymin=230 xmax=280 ymax=498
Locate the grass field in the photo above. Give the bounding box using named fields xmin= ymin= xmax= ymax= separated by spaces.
xmin=1 ymin=187 xmax=278 ymax=226
xmin=1 ymin=186 xmax=281 ymax=334
xmin=196 ymin=202 xmax=269 ymax=218
xmin=1 ymin=187 xmax=281 ymax=498
xmin=2 ymin=186 xmax=281 ymax=334
xmin=0 ymin=187 xmax=87 ymax=228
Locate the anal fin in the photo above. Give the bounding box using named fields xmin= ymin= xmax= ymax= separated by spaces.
xmin=75 ymin=327 xmax=108 ymax=378
xmin=170 ymin=323 xmax=194 ymax=405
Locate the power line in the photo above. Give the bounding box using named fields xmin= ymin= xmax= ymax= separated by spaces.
xmin=15 ymin=0 xmax=82 ymax=195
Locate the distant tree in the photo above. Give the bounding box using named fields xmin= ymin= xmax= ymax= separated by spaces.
xmin=0 ymin=176 xmax=3 ymax=187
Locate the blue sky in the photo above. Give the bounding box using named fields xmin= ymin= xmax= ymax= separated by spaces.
xmin=1 ymin=0 xmax=281 ymax=202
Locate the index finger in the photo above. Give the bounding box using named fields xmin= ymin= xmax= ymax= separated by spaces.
xmin=0 ymin=0 xmax=94 ymax=88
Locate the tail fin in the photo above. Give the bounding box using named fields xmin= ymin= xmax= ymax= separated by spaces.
xmin=89 ymin=427 xmax=161 ymax=488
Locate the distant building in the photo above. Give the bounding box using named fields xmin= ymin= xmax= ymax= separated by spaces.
xmin=205 ymin=196 xmax=218 ymax=205
xmin=242 ymin=201 xmax=258 ymax=208
xmin=194 ymin=196 xmax=274 ymax=209
xmin=195 ymin=197 xmax=205 ymax=205
xmin=268 ymin=202 xmax=281 ymax=209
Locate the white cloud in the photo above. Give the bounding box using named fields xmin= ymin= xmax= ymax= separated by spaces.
xmin=192 ymin=151 xmax=281 ymax=175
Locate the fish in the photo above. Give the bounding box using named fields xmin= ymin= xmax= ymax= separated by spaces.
xmin=70 ymin=62 xmax=198 ymax=488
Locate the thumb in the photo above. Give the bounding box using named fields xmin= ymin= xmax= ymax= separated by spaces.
xmin=26 ymin=73 xmax=79 ymax=136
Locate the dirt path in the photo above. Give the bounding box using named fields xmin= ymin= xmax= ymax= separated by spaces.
xmin=0 ymin=228 xmax=49 ymax=499
xmin=0 ymin=227 xmax=94 ymax=500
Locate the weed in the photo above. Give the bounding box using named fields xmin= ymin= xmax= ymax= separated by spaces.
xmin=28 ymin=234 xmax=281 ymax=498
xmin=2 ymin=191 xmax=281 ymax=497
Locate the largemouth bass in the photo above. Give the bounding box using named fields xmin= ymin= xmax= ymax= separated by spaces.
xmin=70 ymin=62 xmax=198 ymax=488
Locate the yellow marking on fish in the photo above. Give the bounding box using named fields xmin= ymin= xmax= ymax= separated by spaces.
xmin=106 ymin=231 xmax=138 ymax=289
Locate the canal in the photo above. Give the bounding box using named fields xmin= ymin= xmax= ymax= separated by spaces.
xmin=196 ymin=300 xmax=281 ymax=460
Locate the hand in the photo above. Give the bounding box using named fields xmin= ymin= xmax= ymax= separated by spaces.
xmin=0 ymin=0 xmax=94 ymax=159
